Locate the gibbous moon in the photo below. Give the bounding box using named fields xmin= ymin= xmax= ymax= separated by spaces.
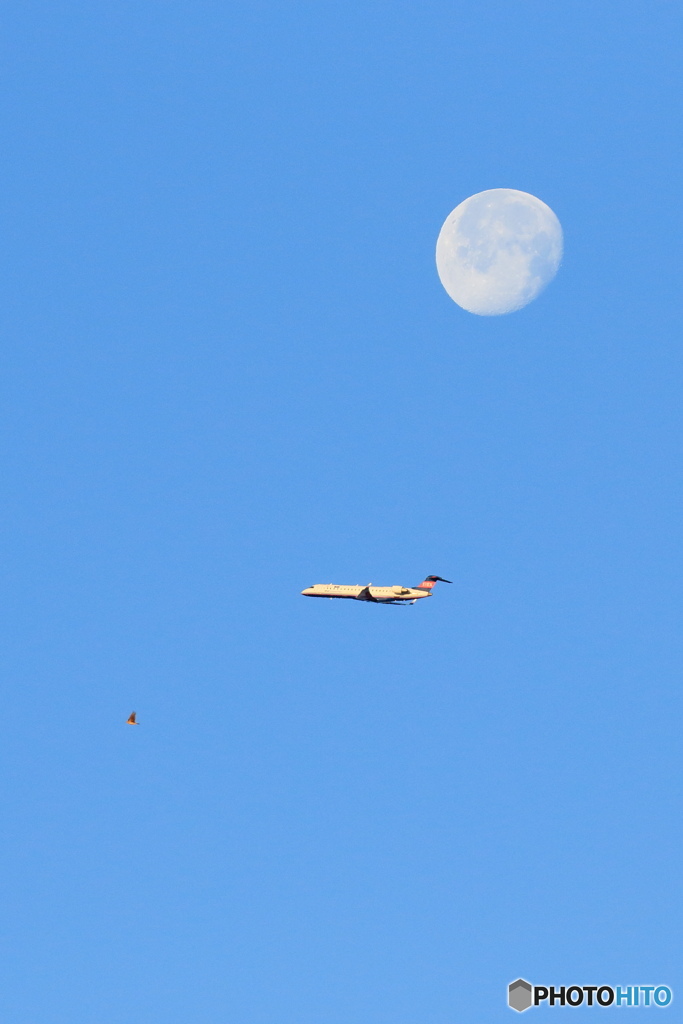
xmin=436 ymin=189 xmax=563 ymax=316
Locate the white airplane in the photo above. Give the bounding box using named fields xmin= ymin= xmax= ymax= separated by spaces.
xmin=301 ymin=575 xmax=452 ymax=605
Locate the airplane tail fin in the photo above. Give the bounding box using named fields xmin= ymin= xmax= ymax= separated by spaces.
xmin=414 ymin=574 xmax=452 ymax=591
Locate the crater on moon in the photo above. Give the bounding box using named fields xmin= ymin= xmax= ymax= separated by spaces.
xmin=435 ymin=189 xmax=563 ymax=316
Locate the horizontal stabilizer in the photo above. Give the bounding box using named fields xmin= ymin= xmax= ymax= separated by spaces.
xmin=414 ymin=574 xmax=453 ymax=591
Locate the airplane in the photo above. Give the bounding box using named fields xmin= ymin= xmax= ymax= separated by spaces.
xmin=301 ymin=575 xmax=452 ymax=605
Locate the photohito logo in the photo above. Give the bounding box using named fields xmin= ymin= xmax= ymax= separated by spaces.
xmin=508 ymin=980 xmax=673 ymax=1011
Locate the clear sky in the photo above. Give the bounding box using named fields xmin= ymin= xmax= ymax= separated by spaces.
xmin=0 ymin=2 xmax=680 ymax=1021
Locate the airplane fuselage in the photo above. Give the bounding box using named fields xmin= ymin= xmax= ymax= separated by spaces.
xmin=301 ymin=583 xmax=430 ymax=604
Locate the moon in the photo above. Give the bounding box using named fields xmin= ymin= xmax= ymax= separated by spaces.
xmin=435 ymin=189 xmax=563 ymax=316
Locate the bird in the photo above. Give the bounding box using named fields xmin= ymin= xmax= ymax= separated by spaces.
xmin=126 ymin=712 xmax=138 ymax=725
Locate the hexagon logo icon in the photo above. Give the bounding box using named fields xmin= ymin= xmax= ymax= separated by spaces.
xmin=509 ymin=979 xmax=533 ymax=1012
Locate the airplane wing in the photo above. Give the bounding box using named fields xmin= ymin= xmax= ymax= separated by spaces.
xmin=356 ymin=585 xmax=378 ymax=602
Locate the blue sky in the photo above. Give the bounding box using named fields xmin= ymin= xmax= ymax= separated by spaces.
xmin=0 ymin=2 xmax=681 ymax=1021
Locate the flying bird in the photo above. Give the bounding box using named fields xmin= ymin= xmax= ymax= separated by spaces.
xmin=126 ymin=712 xmax=138 ymax=725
